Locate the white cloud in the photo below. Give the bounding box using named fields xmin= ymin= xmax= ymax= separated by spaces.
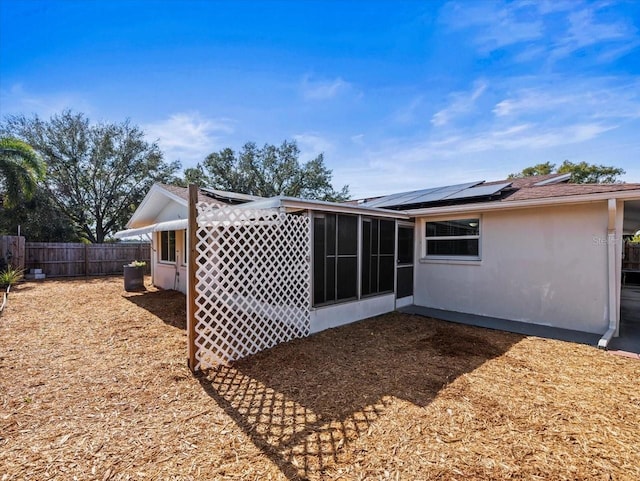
xmin=492 ymin=79 xmax=640 ymax=121
xmin=0 ymin=83 xmax=92 ymax=117
xmin=549 ymin=6 xmax=637 ymax=61
xmin=440 ymin=1 xmax=544 ymax=52
xmin=440 ymin=1 xmax=640 ymax=64
xmin=301 ymin=76 xmax=354 ymax=100
xmin=431 ymin=81 xmax=487 ymax=127
xmin=392 ymin=95 xmax=424 ymax=124
xmin=293 ymin=132 xmax=333 ymax=160
xmin=144 ymin=112 xmax=235 ymax=166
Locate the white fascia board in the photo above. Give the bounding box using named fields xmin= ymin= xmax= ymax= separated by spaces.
xmin=279 ymin=197 xmax=410 ymax=219
xmin=115 ymin=218 xmax=188 ymax=239
xmin=127 ymin=183 xmax=187 ymax=228
xmin=154 ymin=219 xmax=188 ymax=231
xmin=115 ymin=224 xmax=157 ymax=238
xmin=235 ymin=196 xmax=409 ymax=219
xmin=405 ymin=190 xmax=640 ymax=217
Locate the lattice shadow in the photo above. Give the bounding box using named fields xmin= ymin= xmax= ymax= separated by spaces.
xmin=198 ymin=313 xmax=522 ymax=480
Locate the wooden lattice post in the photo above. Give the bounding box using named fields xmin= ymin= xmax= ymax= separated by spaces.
xmin=187 ymin=184 xmax=198 ymax=372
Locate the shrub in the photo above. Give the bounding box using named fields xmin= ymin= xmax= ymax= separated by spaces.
xmin=0 ymin=266 xmax=24 ymax=286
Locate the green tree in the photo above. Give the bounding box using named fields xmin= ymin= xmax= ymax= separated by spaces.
xmin=509 ymin=160 xmax=625 ymax=184
xmin=1 ymin=111 xmax=180 ymax=243
xmin=508 ymin=161 xmax=554 ymax=179
xmin=556 ymin=160 xmax=625 ymax=184
xmin=0 ymin=185 xmax=81 ymax=242
xmin=0 ymin=137 xmax=45 ymax=207
xmin=190 ymin=140 xmax=350 ymax=201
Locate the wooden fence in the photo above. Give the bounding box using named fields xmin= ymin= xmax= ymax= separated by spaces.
xmin=23 ymin=242 xmax=151 ymax=278
xmin=0 ymin=236 xmax=25 ymax=271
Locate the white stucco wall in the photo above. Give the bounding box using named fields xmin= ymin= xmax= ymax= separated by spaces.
xmin=151 ymin=229 xmax=188 ymax=294
xmin=414 ymin=202 xmax=612 ymax=334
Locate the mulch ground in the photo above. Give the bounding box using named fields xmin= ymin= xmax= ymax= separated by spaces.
xmin=1 ymin=277 xmax=638 ymax=480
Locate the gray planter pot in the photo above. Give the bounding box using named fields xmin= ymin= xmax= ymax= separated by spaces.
xmin=123 ymin=265 xmax=145 ymax=291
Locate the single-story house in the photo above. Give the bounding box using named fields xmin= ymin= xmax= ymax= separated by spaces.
xmin=116 ymin=174 xmax=640 ymax=363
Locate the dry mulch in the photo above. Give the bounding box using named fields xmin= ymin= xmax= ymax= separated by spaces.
xmin=1 ymin=277 xmax=638 ymax=481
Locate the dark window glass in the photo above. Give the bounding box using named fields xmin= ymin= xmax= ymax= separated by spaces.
xmin=337 ymin=215 xmax=357 ymax=255
xmin=337 ymin=257 xmax=357 ymax=299
xmin=361 ymin=218 xmax=396 ymax=297
xmin=397 ymin=226 xmax=414 ymax=264
xmin=427 ymin=239 xmax=479 ymax=256
xmin=379 ymin=220 xmax=395 ymax=255
xmin=313 ymin=214 xmax=358 ymax=306
xmin=426 ymin=219 xmax=479 ymax=237
xmin=361 ymin=220 xmax=372 ymax=296
xmin=313 ymin=217 xmax=326 ymax=305
xmin=397 ymin=267 xmax=413 ymax=298
xmin=160 ymin=231 xmax=176 ymax=262
xmin=378 ymin=256 xmax=394 ymax=292
xmin=326 ymin=214 xmax=336 ymax=255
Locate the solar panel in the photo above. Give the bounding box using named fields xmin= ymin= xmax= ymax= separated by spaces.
xmin=442 ymin=182 xmax=512 ymax=201
xmin=365 ymin=187 xmax=441 ymax=208
xmin=364 ymin=181 xmax=483 ymax=208
xmin=408 ymin=181 xmax=483 ymax=205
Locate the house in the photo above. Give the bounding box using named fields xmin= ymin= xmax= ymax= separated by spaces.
xmin=115 ymin=183 xmax=263 ymax=292
xmin=116 ymin=174 xmax=640 ymax=365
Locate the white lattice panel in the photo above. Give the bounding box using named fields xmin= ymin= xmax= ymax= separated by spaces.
xmin=194 ymin=204 xmax=311 ymax=369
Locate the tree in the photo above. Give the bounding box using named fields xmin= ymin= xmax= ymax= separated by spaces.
xmin=508 ymin=161 xmax=554 ymax=179
xmin=1 ymin=111 xmax=180 ymax=243
xmin=189 ymin=140 xmax=350 ymax=201
xmin=556 ymin=160 xmax=625 ymax=184
xmin=0 ymin=137 xmax=45 ymax=207
xmin=0 ymin=185 xmax=81 ymax=242
xmin=509 ymin=160 xmax=625 ymax=184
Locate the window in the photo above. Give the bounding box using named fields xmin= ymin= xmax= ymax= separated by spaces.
xmin=183 ymin=230 xmax=187 ymax=265
xmin=160 ymin=230 xmax=176 ymax=262
xmin=313 ymin=214 xmax=358 ymax=305
xmin=425 ymin=218 xmax=480 ymax=258
xmin=361 ymin=218 xmax=395 ymax=296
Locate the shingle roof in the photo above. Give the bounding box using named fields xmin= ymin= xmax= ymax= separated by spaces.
xmin=158 ymin=184 xmax=226 ymax=206
xmin=503 ymin=182 xmax=640 ymax=202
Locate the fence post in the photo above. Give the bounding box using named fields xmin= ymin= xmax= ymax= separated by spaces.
xmin=84 ymin=244 xmax=89 ymax=277
xmin=187 ymin=184 xmax=198 ymax=372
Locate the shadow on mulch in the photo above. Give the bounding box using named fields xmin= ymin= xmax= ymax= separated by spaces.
xmin=198 ymin=313 xmax=523 ymax=481
xmin=124 ymin=288 xmax=186 ymax=330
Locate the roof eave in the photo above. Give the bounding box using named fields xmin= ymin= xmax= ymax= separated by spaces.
xmin=127 ymin=183 xmax=187 ymax=228
xmin=240 ymin=196 xmax=410 ymax=219
xmin=405 ymin=190 xmax=640 ymax=217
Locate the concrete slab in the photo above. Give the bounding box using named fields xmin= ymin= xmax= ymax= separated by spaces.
xmin=399 ymin=305 xmax=601 ymax=346
xmin=608 ymin=285 xmax=640 ymax=353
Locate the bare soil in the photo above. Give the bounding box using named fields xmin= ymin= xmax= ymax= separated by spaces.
xmin=1 ymin=277 xmax=638 ymax=480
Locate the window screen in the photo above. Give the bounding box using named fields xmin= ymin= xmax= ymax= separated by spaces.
xmin=425 ymin=219 xmax=479 ymax=258
xmin=313 ymin=214 xmax=358 ymax=305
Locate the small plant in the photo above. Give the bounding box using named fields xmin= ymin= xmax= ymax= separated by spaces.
xmin=0 ymin=266 xmax=24 ymax=287
xmin=128 ymin=260 xmax=146 ymax=268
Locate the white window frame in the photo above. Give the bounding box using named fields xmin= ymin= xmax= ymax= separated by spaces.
xmin=423 ymin=216 xmax=481 ymax=261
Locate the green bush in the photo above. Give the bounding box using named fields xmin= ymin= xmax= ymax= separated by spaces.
xmin=0 ymin=266 xmax=24 ymax=287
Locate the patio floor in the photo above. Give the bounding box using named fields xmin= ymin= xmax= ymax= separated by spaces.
xmin=608 ymin=284 xmax=640 ymax=353
xmin=402 ymin=285 xmax=640 ymax=355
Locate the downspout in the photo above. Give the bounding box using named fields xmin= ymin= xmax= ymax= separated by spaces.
xmin=598 ymin=198 xmax=619 ymax=349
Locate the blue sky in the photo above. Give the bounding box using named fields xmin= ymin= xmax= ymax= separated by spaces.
xmin=1 ymin=0 xmax=639 ymax=197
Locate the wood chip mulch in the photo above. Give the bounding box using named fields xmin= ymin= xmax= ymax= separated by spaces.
xmin=1 ymin=277 xmax=638 ymax=480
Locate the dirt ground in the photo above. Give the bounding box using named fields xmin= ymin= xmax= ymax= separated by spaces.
xmin=1 ymin=277 xmax=638 ymax=481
